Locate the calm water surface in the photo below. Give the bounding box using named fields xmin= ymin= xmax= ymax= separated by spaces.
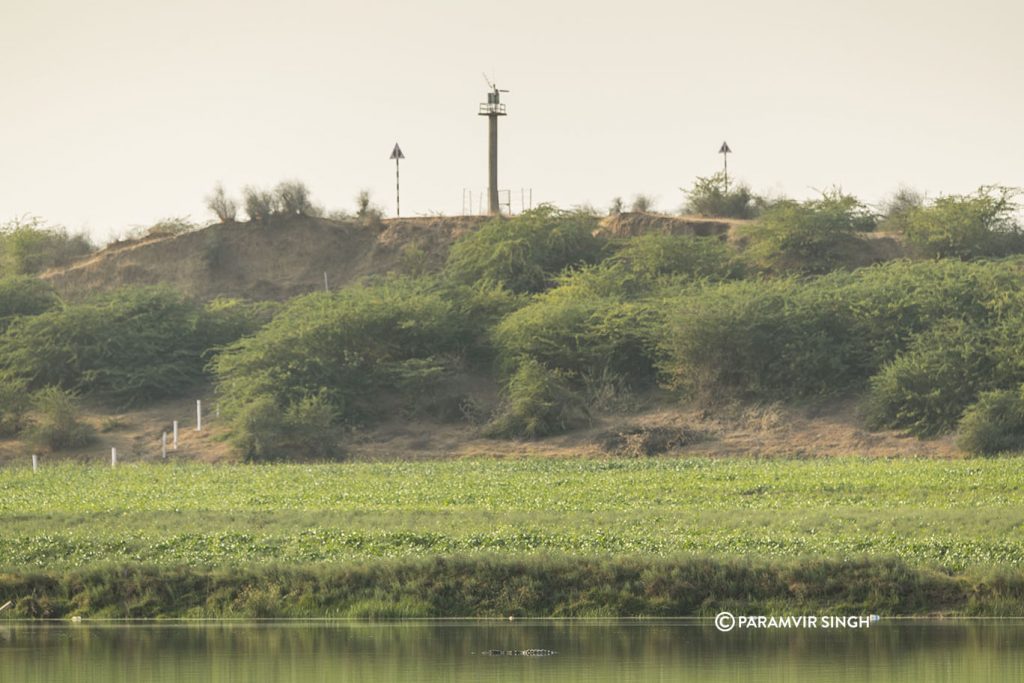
xmin=2 ymin=619 xmax=1022 ymax=682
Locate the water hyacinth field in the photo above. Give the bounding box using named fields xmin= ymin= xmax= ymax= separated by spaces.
xmin=1 ymin=458 xmax=1022 ymax=571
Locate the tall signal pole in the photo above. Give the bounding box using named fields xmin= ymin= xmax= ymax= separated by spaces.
xmin=390 ymin=143 xmax=405 ymax=216
xmin=479 ymin=75 xmax=508 ymax=216
xmin=719 ymin=141 xmax=732 ymax=193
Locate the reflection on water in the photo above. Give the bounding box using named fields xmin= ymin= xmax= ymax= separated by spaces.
xmin=1 ymin=619 xmax=1023 ymax=682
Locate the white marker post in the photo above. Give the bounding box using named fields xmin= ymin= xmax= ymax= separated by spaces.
xmin=162 ymin=432 xmax=167 ymax=459
xmin=111 ymin=447 xmax=117 ymax=468
xmin=173 ymin=421 xmax=179 ymax=449
xmin=196 ymin=400 xmax=202 ymax=432
xmin=32 ymin=454 xmax=38 ymax=473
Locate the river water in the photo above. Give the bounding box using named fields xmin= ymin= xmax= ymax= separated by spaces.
xmin=2 ymin=619 xmax=1022 ymax=682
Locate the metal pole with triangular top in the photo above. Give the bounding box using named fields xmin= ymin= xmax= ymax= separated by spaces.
xmin=719 ymin=141 xmax=732 ymax=193
xmin=390 ymin=143 xmax=405 ymax=217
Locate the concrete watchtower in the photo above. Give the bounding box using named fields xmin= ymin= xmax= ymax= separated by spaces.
xmin=479 ymin=77 xmax=508 ymax=216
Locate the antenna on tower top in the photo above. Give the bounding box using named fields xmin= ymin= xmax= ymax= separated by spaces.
xmin=482 ymin=72 xmax=509 ymax=95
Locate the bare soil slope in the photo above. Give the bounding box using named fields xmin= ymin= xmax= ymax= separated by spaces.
xmin=41 ymin=216 xmax=489 ymax=301
xmin=0 ymin=393 xmax=957 ymax=467
xmin=344 ymin=396 xmax=959 ymax=461
xmin=41 ymin=212 xmax=906 ymax=301
xmin=596 ymin=212 xmax=737 ymax=238
xmin=41 ymin=213 xmax=763 ymax=301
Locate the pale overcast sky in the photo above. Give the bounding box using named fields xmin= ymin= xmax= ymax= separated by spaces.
xmin=2 ymin=0 xmax=1021 ymax=241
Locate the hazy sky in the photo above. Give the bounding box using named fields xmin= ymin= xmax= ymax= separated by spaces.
xmin=2 ymin=0 xmax=1021 ymax=241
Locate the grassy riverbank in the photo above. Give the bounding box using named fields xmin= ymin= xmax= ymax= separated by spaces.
xmin=3 ymin=556 xmax=1023 ymax=619
xmin=1 ymin=458 xmax=1022 ymax=617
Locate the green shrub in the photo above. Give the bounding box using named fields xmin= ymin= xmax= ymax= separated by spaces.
xmin=658 ymin=278 xmax=859 ymax=399
xmin=230 ymin=394 xmax=283 ymax=460
xmin=492 ymin=277 xmax=660 ymax=385
xmin=658 ymin=259 xmax=1024 ymax=406
xmin=683 ymin=173 xmax=760 ymax=219
xmin=355 ymin=190 xmax=383 ymax=225
xmin=445 ymin=205 xmax=603 ymax=293
xmin=232 ymin=391 xmax=342 ymax=462
xmin=398 ymin=242 xmax=431 ymax=276
xmin=0 ymin=378 xmax=30 ymax=436
xmin=275 ymin=180 xmax=317 ymax=217
xmin=631 ymin=195 xmax=655 ymax=212
xmin=214 ymin=279 xmax=465 ymax=451
xmin=0 ymin=216 xmax=94 ymax=275
xmin=243 ymin=187 xmax=277 ymax=222
xmin=0 ymin=276 xmax=60 ymax=330
xmin=865 ymin=320 xmax=999 ymax=436
xmin=547 ymin=262 xmax=648 ymax=299
xmin=835 ymin=259 xmax=1021 ymax=362
xmin=609 ymin=233 xmax=741 ymax=281
xmin=198 ymin=298 xmax=279 ymax=346
xmin=0 ymin=287 xmax=254 ymax=405
xmin=205 ymin=183 xmax=238 ymax=223
xmin=958 ymin=389 xmax=1024 ymax=455
xmin=743 ymin=190 xmax=876 ymax=273
xmin=876 ymin=186 xmax=925 ymax=234
xmin=141 ymin=217 xmax=197 ymax=239
xmin=442 ymin=281 xmax=526 ymax=363
xmin=27 ymin=387 xmax=95 ymax=451
xmin=484 ymin=359 xmax=589 ymax=438
xmin=237 ymin=181 xmax=321 ymax=222
xmin=902 ymin=186 xmax=1022 ymax=259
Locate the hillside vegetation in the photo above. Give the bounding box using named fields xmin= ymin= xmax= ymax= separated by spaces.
xmin=2 ymin=184 xmax=1023 ymax=459
xmin=0 ymin=216 xmax=94 ymax=278
xmin=4 ymin=182 xmax=1024 ymax=619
